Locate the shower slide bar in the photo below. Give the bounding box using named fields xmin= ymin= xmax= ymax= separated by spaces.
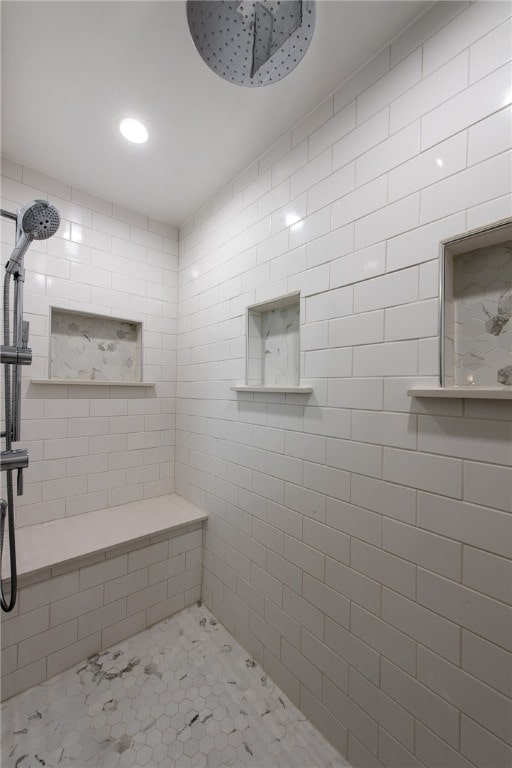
xmin=0 ymin=201 xmax=60 ymax=612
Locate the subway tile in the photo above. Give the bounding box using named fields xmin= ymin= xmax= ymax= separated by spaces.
xmin=282 ymin=639 xmax=323 ymax=699
xmin=421 ymin=64 xmax=512 ymax=150
xmin=282 ymin=586 xmax=325 ymax=640
xmin=349 ymin=668 xmax=415 ymax=752
xmin=382 ymin=587 xmax=460 ymax=664
xmin=417 ymin=568 xmax=512 ymax=652
xmin=357 ymin=50 xmax=422 ymax=123
xmin=307 ymin=163 xmax=355 ymax=214
xmin=383 ymin=518 xmax=462 ymax=581
xmin=327 ymin=437 xmax=382 ymax=478
xmin=301 ymin=687 xmax=349 ymax=757
xmin=330 ymin=244 xmax=386 ymax=289
xmin=378 ymin=731 xmax=423 ymax=768
xmin=418 ymin=493 xmax=512 ymax=558
xmin=355 ymin=193 xmax=421 ymax=250
xmin=418 ymin=645 xmax=512 ymax=745
xmin=327 ymin=377 xmax=383 ymax=411
xmin=381 ymin=658 xmax=460 ymax=748
xmin=291 ymin=148 xmax=333 ymax=199
xmin=390 ymin=52 xmax=468 ymax=134
xmin=47 ymin=632 xmax=101 ymax=679
xmin=50 ymin=585 xmax=103 ymax=627
xmin=303 ymin=573 xmax=350 ymax=630
xmin=470 ymin=18 xmax=512 ymax=83
xmin=461 ymin=715 xmax=512 ymax=768
xmin=326 ymin=557 xmax=381 ymax=615
xmin=353 ymin=340 xmax=418 ymax=377
xmin=383 ymin=448 xmax=462 ymax=498
xmin=308 ymin=101 xmax=356 ymax=159
xmin=302 ymin=518 xmax=350 ymax=564
xmin=1 ymin=606 xmax=49 ymax=649
xmin=292 ymin=97 xmax=333 ymax=148
xmin=351 ymin=474 xmax=416 ymax=528
xmin=389 ymin=133 xmax=467 ymax=204
xmin=351 ymin=539 xmax=416 ymax=599
xmin=463 ymin=547 xmax=512 ymax=604
xmin=415 ymin=723 xmax=474 ymax=768
xmin=351 ymin=410 xmax=417 ymax=449
xmin=323 ymin=678 xmax=379 ymax=756
xmin=418 ymin=415 xmax=512 ymax=465
xmin=284 ymin=534 xmax=324 ymax=580
xmin=468 ymin=106 xmax=512 ymax=166
xmin=356 ymin=122 xmax=420 ymax=186
xmin=334 ymin=48 xmax=390 ymax=113
xmin=18 ymin=619 xmax=77 ymax=667
xmin=325 ymin=616 xmax=380 ymax=684
xmin=333 ymin=107 xmax=389 ymax=170
xmin=421 ymin=150 xmax=512 ymax=224
xmin=306 ymin=285 xmax=353 ymax=323
xmin=423 ymin=0 xmax=511 ymax=76
xmin=351 ymin=604 xmax=416 ymax=675
xmin=462 ymin=630 xmax=512 ymax=697
xmin=301 ymin=627 xmax=349 ymax=692
xmin=331 ymin=176 xmax=387 ymax=230
xmin=326 ymin=497 xmax=382 ymax=546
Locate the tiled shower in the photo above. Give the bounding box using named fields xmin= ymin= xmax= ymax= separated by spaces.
xmin=1 ymin=2 xmax=511 ymax=768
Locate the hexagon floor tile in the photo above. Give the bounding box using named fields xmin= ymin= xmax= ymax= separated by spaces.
xmin=1 ymin=605 xmax=349 ymax=767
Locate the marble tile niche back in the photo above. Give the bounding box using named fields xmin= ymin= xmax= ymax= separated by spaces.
xmin=452 ymin=243 xmax=512 ymax=386
xmin=50 ymin=308 xmax=142 ymax=382
xmin=247 ymin=296 xmax=300 ymax=387
xmin=1 ymin=605 xmax=348 ymax=768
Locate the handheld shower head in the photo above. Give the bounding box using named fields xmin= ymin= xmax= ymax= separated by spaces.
xmin=19 ymin=200 xmax=60 ymax=241
xmin=7 ymin=200 xmax=60 ymax=273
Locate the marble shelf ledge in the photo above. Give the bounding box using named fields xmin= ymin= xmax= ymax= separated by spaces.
xmin=408 ymin=387 xmax=512 ymax=400
xmin=31 ymin=378 xmax=155 ymax=387
xmin=231 ymin=385 xmax=313 ymax=394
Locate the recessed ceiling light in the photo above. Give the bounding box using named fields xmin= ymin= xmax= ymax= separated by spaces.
xmin=119 ymin=118 xmax=148 ymax=144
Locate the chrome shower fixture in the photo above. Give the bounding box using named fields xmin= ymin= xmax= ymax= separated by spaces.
xmin=7 ymin=199 xmax=60 ymax=273
xmin=187 ymin=0 xmax=315 ymax=87
xmin=1 ymin=199 xmax=60 ymax=611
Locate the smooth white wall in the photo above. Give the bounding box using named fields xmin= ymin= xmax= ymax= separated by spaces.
xmin=0 ymin=161 xmax=178 ymax=527
xmin=177 ymin=3 xmax=512 ymax=767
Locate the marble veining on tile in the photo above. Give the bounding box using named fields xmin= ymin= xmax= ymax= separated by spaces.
xmin=1 ymin=605 xmax=349 ymax=768
xmin=51 ymin=309 xmax=141 ymax=382
xmin=453 ymin=243 xmax=512 ymax=386
xmin=260 ymin=303 xmax=300 ymax=387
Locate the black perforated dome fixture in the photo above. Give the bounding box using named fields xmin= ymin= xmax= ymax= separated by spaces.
xmin=187 ymin=0 xmax=315 ymax=87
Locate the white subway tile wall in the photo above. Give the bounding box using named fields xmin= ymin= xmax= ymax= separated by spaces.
xmin=0 ymin=524 xmax=202 ymax=699
xmin=0 ymin=169 xmax=178 ymax=526
xmin=176 ymin=5 xmax=512 ymax=768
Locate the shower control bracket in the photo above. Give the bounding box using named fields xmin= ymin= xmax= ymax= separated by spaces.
xmin=1 ymin=345 xmax=33 ymax=366
xmin=1 ymin=449 xmax=29 ymax=472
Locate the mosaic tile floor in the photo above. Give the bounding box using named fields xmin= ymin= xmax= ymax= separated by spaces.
xmin=1 ymin=605 xmax=349 ymax=768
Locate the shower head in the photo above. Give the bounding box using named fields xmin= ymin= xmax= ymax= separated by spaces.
xmin=187 ymin=0 xmax=315 ymax=88
xmin=6 ymin=200 xmax=60 ymax=273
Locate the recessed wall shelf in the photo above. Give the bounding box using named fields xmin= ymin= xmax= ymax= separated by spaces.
xmin=49 ymin=307 xmax=144 ymax=384
xmin=439 ymin=218 xmax=511 ymax=396
xmin=408 ymin=386 xmax=512 ymax=400
xmin=238 ymin=291 xmax=311 ymax=393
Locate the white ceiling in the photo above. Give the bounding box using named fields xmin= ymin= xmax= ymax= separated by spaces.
xmin=1 ymin=1 xmax=431 ymax=226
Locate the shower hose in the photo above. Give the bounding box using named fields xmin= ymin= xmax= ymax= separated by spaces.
xmin=1 ymin=269 xmax=18 ymax=612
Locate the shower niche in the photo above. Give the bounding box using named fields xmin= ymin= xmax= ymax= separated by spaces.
xmin=232 ymin=292 xmax=312 ymax=393
xmin=409 ymin=218 xmax=512 ymax=400
xmin=32 ymin=307 xmax=152 ymax=386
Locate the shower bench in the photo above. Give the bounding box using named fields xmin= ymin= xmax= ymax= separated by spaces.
xmin=0 ymin=493 xmax=207 ymax=700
